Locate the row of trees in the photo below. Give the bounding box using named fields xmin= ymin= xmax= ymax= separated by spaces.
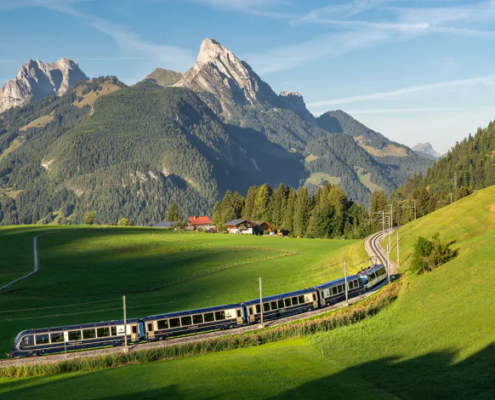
xmin=210 ymin=183 xmax=372 ymax=239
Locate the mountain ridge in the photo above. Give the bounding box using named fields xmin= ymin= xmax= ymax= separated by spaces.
xmin=0 ymin=58 xmax=87 ymax=114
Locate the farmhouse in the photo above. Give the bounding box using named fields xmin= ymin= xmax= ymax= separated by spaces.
xmin=226 ymin=219 xmax=253 ymax=234
xmin=186 ymin=216 xmax=212 ymax=231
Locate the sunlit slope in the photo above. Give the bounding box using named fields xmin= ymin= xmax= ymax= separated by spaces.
xmin=0 ymin=226 xmax=361 ymax=359
xmin=313 ymin=185 xmax=495 ymax=399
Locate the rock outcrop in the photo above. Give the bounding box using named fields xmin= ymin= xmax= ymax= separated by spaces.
xmin=279 ymin=91 xmax=316 ymax=124
xmin=174 ymin=38 xmax=281 ymax=115
xmin=0 ymin=58 xmax=86 ymax=113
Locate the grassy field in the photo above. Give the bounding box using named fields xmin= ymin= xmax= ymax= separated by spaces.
xmin=304 ymin=172 xmax=341 ymax=186
xmin=2 ymin=187 xmax=494 ymax=399
xmin=0 ymin=227 xmax=363 ymax=359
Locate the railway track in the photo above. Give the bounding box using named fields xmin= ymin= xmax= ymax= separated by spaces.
xmin=0 ymin=231 xmax=396 ymax=368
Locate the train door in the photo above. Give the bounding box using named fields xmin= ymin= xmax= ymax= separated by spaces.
xmin=146 ymin=321 xmax=155 ymax=340
xmin=130 ymin=323 xmax=138 ymax=342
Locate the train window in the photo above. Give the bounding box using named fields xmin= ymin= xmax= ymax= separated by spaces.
xmin=169 ymin=318 xmax=180 ymax=328
xmin=291 ymin=297 xmax=299 ymax=305
xmin=263 ymin=303 xmax=270 ymax=312
xmin=205 ymin=313 xmax=215 ymax=322
xmin=83 ymin=329 xmax=96 ymax=340
xmin=97 ymin=327 xmax=110 ymax=338
xmin=331 ymin=287 xmax=337 ymax=295
xmin=215 ymin=311 xmax=225 ymax=321
xmin=338 ymin=285 xmax=343 ymax=293
xmin=51 ymin=333 xmax=64 ymax=343
xmin=298 ymin=295 xmax=305 ymax=304
xmin=111 ymin=327 xmax=117 ymax=336
xmin=284 ymin=298 xmax=291 ymax=307
xmin=255 ymin=305 xmax=261 ymax=314
xmin=313 ymin=293 xmax=317 ymax=301
xmin=147 ymin=323 xmax=153 ymax=332
xmin=237 ymin=310 xmax=241 ymax=318
xmin=157 ymin=320 xmax=169 ymax=329
xmin=132 ymin=326 xmax=137 ymax=334
xmin=193 ymin=315 xmax=204 ymax=324
xmin=270 ymin=301 xmax=277 ymax=310
xmin=278 ymin=300 xmax=284 ymax=309
xmin=248 ymin=308 xmax=253 ymax=316
xmin=36 ymin=334 xmax=49 ymax=345
xmin=22 ymin=336 xmax=30 ymax=347
xmin=181 ymin=316 xmax=192 ymax=326
xmin=69 ymin=330 xmax=81 ymax=341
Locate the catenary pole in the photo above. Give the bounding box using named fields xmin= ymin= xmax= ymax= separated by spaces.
xmin=259 ymin=277 xmax=263 ymax=326
xmin=387 ymin=243 xmax=391 ymax=282
xmin=397 ymin=231 xmax=400 ymax=270
xmin=123 ymin=295 xmax=128 ymax=352
xmin=344 ymin=260 xmax=349 ymax=306
xmin=413 ymin=199 xmax=417 ymax=220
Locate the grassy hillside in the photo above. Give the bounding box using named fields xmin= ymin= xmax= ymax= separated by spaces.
xmin=0 ymin=226 xmax=363 ymax=359
xmin=3 ymin=187 xmax=493 ymax=399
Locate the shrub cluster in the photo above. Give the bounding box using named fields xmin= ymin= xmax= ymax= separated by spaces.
xmin=411 ymin=233 xmax=458 ymax=274
xmin=0 ymin=281 xmax=400 ymax=378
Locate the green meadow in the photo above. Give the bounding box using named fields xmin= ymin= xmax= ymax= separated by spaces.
xmin=0 ymin=226 xmax=363 ymax=359
xmin=2 ymin=186 xmax=494 ymax=399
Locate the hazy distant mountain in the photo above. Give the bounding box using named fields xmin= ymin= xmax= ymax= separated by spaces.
xmin=144 ymin=68 xmax=182 ymax=87
xmin=0 ymin=58 xmax=86 ymax=113
xmin=412 ymin=142 xmax=440 ymax=160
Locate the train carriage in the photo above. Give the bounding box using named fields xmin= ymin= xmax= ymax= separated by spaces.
xmin=141 ymin=303 xmax=244 ymax=341
xmin=243 ymin=288 xmax=318 ymax=324
xmin=314 ymin=276 xmax=363 ymax=307
xmin=357 ymin=264 xmax=388 ymax=290
xmin=9 ymin=318 xmax=143 ymax=358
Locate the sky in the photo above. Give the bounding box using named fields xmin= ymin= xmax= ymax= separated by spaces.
xmin=1 ymin=0 xmax=495 ymax=153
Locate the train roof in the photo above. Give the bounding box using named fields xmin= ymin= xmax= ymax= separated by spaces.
xmin=243 ymin=288 xmax=315 ymax=306
xmin=314 ymin=275 xmax=360 ymax=290
xmin=357 ymin=264 xmax=386 ymax=276
xmin=142 ymin=303 xmax=243 ymax=321
xmin=14 ymin=318 xmax=140 ymax=337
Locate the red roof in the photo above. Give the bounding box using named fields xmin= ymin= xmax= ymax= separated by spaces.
xmin=187 ymin=216 xmax=211 ymax=225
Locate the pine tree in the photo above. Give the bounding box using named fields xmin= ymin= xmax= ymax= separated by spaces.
xmin=282 ymin=188 xmax=297 ymax=233
xmin=252 ymin=184 xmax=272 ymax=221
xmin=166 ymin=202 xmax=182 ymax=222
xmin=294 ymin=187 xmax=311 ymax=237
xmin=242 ymin=185 xmax=258 ymax=221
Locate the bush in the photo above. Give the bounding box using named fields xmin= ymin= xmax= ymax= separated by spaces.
xmin=117 ymin=218 xmax=132 ymax=226
xmin=83 ymin=211 xmax=96 ymax=225
xmin=411 ymin=233 xmax=458 ymax=274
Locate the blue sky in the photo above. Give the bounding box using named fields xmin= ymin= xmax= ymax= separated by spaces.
xmin=1 ymin=0 xmax=495 ymax=153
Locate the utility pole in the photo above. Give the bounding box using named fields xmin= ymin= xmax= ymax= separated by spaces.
xmin=454 ymin=171 xmax=457 ymax=198
xmin=396 ymin=231 xmax=400 ymax=270
xmin=123 ymin=295 xmax=128 ymax=353
xmin=344 ymin=260 xmax=349 ymax=306
xmin=450 ymin=193 xmax=453 ymax=204
xmin=387 ymin=243 xmax=391 ymax=282
xmin=413 ymin=199 xmax=417 ymax=220
xmin=259 ymin=277 xmax=264 ymax=326
xmin=388 ymin=204 xmax=393 ymax=250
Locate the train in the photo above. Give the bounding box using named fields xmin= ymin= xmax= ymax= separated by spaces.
xmin=8 ymin=264 xmax=388 ymax=358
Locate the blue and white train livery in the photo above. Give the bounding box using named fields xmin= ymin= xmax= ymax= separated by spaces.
xmin=8 ymin=264 xmax=388 ymax=358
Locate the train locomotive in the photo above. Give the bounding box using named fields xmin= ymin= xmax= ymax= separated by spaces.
xmin=8 ymin=264 xmax=387 ymax=358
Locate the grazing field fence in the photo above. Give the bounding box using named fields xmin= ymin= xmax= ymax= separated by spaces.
xmin=1 ymin=280 xmax=401 ymax=378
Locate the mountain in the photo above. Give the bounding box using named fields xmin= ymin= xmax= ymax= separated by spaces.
xmin=0 ymin=39 xmax=434 ymax=226
xmin=0 ymin=58 xmax=87 ymax=114
xmin=412 ymin=142 xmax=440 ymax=160
xmin=144 ymin=68 xmax=182 ymax=87
xmin=389 ymin=120 xmax=495 ymax=225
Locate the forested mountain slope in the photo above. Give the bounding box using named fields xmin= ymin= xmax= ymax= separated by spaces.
xmin=389 ymin=119 xmax=495 ymax=225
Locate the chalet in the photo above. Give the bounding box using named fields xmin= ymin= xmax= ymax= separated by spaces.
xmin=226 ymin=219 xmax=253 ymax=234
xmin=186 ymin=216 xmax=212 ymax=231
xmin=252 ymin=221 xmax=270 ymax=235
xmin=154 ymin=221 xmax=177 ymax=229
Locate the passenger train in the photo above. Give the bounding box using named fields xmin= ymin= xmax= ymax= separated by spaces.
xmin=8 ymin=264 xmax=388 ymax=358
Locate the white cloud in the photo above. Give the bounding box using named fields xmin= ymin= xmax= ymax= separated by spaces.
xmin=0 ymin=0 xmax=195 ymax=71
xmin=307 ymin=74 xmax=495 ymax=108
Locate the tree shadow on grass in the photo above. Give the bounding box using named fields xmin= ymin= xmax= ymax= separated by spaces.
xmin=2 ymin=343 xmax=494 ymax=399
xmin=270 ymin=343 xmax=495 ymax=400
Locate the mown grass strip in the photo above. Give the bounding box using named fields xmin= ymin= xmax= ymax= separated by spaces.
xmin=1 ymin=281 xmax=401 ymax=378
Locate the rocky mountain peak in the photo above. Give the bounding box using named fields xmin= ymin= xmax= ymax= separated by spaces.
xmin=279 ymin=91 xmax=316 ymax=124
xmin=174 ymin=38 xmax=280 ymax=115
xmin=0 ymin=58 xmax=86 ymax=113
xmin=412 ymin=142 xmax=440 ymax=159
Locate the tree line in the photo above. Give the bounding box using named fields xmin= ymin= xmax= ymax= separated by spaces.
xmin=209 ymin=182 xmax=371 ymax=239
